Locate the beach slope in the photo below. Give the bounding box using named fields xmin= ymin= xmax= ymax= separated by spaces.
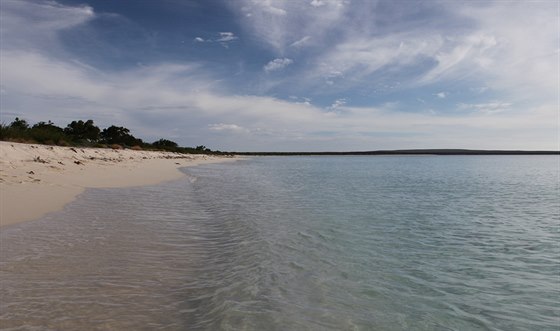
xmin=0 ymin=142 xmax=234 ymax=226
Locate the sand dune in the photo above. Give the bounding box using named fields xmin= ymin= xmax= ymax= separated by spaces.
xmin=0 ymin=142 xmax=236 ymax=226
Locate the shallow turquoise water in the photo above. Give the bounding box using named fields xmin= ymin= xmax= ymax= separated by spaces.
xmin=1 ymin=156 xmax=559 ymax=330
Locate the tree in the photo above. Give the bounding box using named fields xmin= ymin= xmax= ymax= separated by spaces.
xmin=9 ymin=117 xmax=29 ymax=130
xmin=30 ymin=121 xmax=67 ymax=144
xmin=32 ymin=121 xmax=63 ymax=133
xmin=100 ymin=125 xmax=142 ymax=146
xmin=152 ymin=139 xmax=178 ymax=149
xmin=195 ymin=145 xmax=212 ymax=153
xmin=64 ymin=120 xmax=100 ymax=142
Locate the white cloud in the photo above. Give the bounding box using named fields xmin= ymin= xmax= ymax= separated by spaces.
xmin=307 ymin=28 xmax=507 ymax=92
xmin=419 ymin=33 xmax=498 ymax=84
xmin=1 ymin=0 xmax=557 ymax=151
xmin=258 ymin=1 xmax=557 ymax=108
xmin=322 ymin=70 xmax=344 ymax=85
xmin=264 ymin=58 xmax=293 ymax=72
xmin=328 ymin=98 xmax=346 ymax=110
xmin=193 ymin=33 xmax=237 ymax=47
xmin=216 ymin=32 xmax=238 ymax=42
xmin=232 ymin=0 xmax=348 ymax=53
xmin=1 ymin=51 xmax=108 ymax=101
xmin=451 ymin=2 xmax=558 ymax=97
xmin=457 ymin=102 xmax=512 ymax=114
xmin=435 ymin=92 xmax=446 ymax=99
xmin=310 ymin=0 xmax=325 ymax=7
xmin=0 ymin=0 xmax=94 ymax=33
xmin=2 ymin=48 xmax=556 ymax=150
xmin=289 ymin=96 xmax=312 ymax=105
xmin=289 ymin=36 xmax=311 ymax=48
xmin=209 ymin=123 xmax=250 ymax=134
xmin=311 ymin=34 xmax=443 ymax=86
xmin=0 ymin=0 xmax=94 ymax=53
xmin=412 ymin=2 xmax=558 ymax=102
xmin=253 ymin=1 xmax=287 ymax=16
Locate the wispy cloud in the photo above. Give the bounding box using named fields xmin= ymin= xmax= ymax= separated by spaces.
xmin=252 ymin=2 xmax=287 ymax=16
xmin=290 ymin=36 xmax=311 ymax=48
xmin=232 ymin=0 xmax=348 ymax=53
xmin=310 ymin=0 xmax=325 ymax=8
xmin=216 ymin=32 xmax=237 ymax=42
xmin=451 ymin=2 xmax=558 ymax=97
xmin=264 ymin=58 xmax=293 ymax=72
xmin=419 ymin=33 xmax=498 ymax=85
xmin=0 ymin=0 xmax=94 ymax=53
xmin=1 ymin=0 xmax=557 ymax=151
xmin=209 ymin=123 xmax=250 ymax=134
xmin=232 ymin=0 xmax=557 ymax=108
xmin=328 ymin=98 xmax=346 ymax=110
xmin=301 ymin=32 xmax=445 ymax=92
xmin=192 ymin=32 xmax=238 ymax=47
xmin=2 ymin=48 xmax=556 ymax=150
xmin=457 ymin=102 xmax=512 ymax=114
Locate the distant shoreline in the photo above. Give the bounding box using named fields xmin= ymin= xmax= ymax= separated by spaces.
xmin=235 ymin=149 xmax=560 ymax=156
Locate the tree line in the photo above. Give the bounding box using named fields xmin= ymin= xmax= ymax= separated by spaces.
xmin=0 ymin=118 xmax=221 ymax=154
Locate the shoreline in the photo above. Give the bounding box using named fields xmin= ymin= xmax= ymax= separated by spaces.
xmin=0 ymin=142 xmax=238 ymax=227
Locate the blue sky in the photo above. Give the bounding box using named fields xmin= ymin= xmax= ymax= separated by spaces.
xmin=1 ymin=0 xmax=558 ymax=151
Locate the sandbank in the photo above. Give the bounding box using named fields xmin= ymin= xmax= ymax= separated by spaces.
xmin=0 ymin=142 xmax=237 ymax=227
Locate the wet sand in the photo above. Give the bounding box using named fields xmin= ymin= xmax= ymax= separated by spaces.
xmin=0 ymin=141 xmax=237 ymax=226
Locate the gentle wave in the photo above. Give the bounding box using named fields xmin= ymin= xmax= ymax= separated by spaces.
xmin=1 ymin=156 xmax=559 ymax=330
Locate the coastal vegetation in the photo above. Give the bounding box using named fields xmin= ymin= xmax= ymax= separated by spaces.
xmin=0 ymin=118 xmax=221 ymax=154
xmin=2 ymin=117 xmax=556 ymax=156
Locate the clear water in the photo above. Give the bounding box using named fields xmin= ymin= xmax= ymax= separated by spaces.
xmin=1 ymin=156 xmax=559 ymax=330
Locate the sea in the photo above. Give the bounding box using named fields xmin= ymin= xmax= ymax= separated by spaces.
xmin=1 ymin=156 xmax=559 ymax=330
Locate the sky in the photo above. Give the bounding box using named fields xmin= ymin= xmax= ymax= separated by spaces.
xmin=0 ymin=0 xmax=558 ymax=151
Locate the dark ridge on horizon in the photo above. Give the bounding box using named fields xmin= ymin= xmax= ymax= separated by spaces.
xmin=234 ymin=149 xmax=560 ymax=156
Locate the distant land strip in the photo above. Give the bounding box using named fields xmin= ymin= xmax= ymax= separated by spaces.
xmin=234 ymin=149 xmax=560 ymax=156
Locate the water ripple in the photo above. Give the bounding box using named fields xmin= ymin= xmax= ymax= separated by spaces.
xmin=1 ymin=156 xmax=559 ymax=330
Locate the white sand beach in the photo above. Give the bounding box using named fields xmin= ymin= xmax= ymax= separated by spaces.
xmin=0 ymin=142 xmax=236 ymax=227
